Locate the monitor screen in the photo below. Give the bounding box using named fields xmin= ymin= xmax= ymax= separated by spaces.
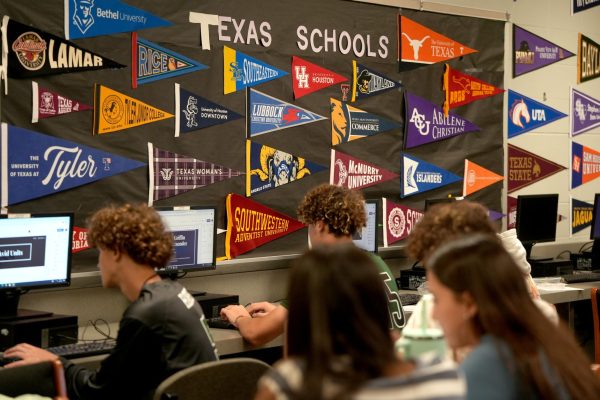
xmin=591 ymin=193 xmax=600 ymax=240
xmin=353 ymin=200 xmax=378 ymax=253
xmin=156 ymin=207 xmax=217 ymax=273
xmin=424 ymin=197 xmax=456 ymax=211
xmin=516 ymin=194 xmax=559 ymax=244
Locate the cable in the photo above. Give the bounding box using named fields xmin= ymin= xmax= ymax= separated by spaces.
xmin=555 ymin=250 xmax=571 ymax=260
xmin=579 ymin=241 xmax=594 ymax=253
xmin=80 ymin=319 xmax=116 ymax=342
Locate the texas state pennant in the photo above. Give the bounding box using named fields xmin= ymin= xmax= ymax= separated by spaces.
xmin=225 ymin=193 xmax=305 ymax=259
xmin=330 ymin=98 xmax=400 ymax=146
xmin=32 ymin=81 xmax=92 ymax=123
xmin=223 ymin=46 xmax=288 ymax=94
xmin=330 ymin=150 xmax=398 ymax=190
xmin=132 ymin=33 xmax=208 ymax=88
xmin=508 ymin=144 xmax=566 ymax=193
xmin=463 ymin=160 xmax=503 ymax=197
xmin=507 ymin=195 xmax=517 ymax=229
xmin=571 ymin=88 xmax=600 ymax=136
xmin=571 ymin=141 xmax=600 ymax=189
xmin=571 ymin=197 xmax=594 ymax=235
xmin=443 ymin=65 xmax=504 ymax=116
xmin=578 ymin=33 xmax=600 ymax=83
xmin=351 ymin=61 xmax=400 ymax=102
xmin=175 ymin=84 xmax=243 ymax=137
xmin=72 ymin=226 xmax=90 ymax=254
xmin=0 ymin=123 xmax=145 ymax=207
xmin=513 ymin=25 xmax=574 ymax=77
xmin=292 ymin=56 xmax=347 ymax=99
xmin=401 ymin=153 xmax=461 ymax=198
xmin=382 ymin=198 xmax=423 ymax=247
xmin=93 ymin=84 xmax=173 ymax=135
xmin=507 ymin=90 xmax=567 ymax=138
xmin=398 ymin=16 xmax=477 ymax=65
xmin=248 ymin=89 xmax=326 ymax=137
xmin=573 ymin=0 xmax=600 ymax=14
xmin=246 ymin=141 xmax=325 ymax=196
xmin=404 ymin=92 xmax=479 ymax=149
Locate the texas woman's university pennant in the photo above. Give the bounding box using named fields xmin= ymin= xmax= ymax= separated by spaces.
xmin=443 ymin=64 xmax=504 ymax=116
xmin=401 ymin=153 xmax=461 ymax=198
xmin=513 ymin=25 xmax=574 ymax=77
xmin=571 ymin=88 xmax=600 ymax=136
xmin=223 ymin=46 xmax=288 ymax=94
xmin=572 ymin=141 xmax=600 ymax=189
xmin=32 ymin=81 xmax=92 ymax=123
xmin=292 ymin=56 xmax=347 ymax=99
xmin=382 ymin=198 xmax=423 ymax=247
xmin=330 ymin=150 xmax=398 ymax=191
xmin=507 ymin=90 xmax=567 ymax=138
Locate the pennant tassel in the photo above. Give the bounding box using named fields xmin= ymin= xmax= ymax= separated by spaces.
xmin=148 ymin=142 xmax=155 ymax=206
xmin=1 ymin=16 xmax=8 ymax=95
xmin=32 ymin=81 xmax=39 ymax=123
xmin=443 ymin=64 xmax=450 ymax=116
xmin=131 ymin=32 xmax=138 ymax=89
xmin=174 ymin=83 xmax=180 ymax=137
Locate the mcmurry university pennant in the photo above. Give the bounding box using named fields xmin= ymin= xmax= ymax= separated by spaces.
xmin=330 ymin=150 xmax=398 ymax=190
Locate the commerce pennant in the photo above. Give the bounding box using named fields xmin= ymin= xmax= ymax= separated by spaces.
xmin=401 ymin=154 xmax=461 ymax=198
xmin=223 ymin=46 xmax=288 ymax=94
xmin=292 ymin=56 xmax=347 ymax=99
xmin=513 ymin=25 xmax=574 ymax=77
xmin=32 ymin=81 xmax=92 ymax=123
xmin=507 ymin=195 xmax=518 ymax=229
xmin=330 ymin=150 xmax=398 ymax=191
xmin=578 ymin=33 xmax=600 ymax=84
xmin=72 ymin=226 xmax=90 ymax=254
xmin=571 ymin=197 xmax=594 ymax=235
xmin=224 ymin=193 xmax=305 ymax=259
xmin=65 ymin=0 xmax=171 ymax=40
xmin=351 ymin=61 xmax=401 ymax=102
xmin=148 ymin=143 xmax=243 ymax=206
xmin=404 ymin=91 xmax=479 ymax=149
xmin=508 ymin=144 xmax=566 ymax=193
xmin=248 ymin=89 xmax=326 ymax=138
xmin=571 ymin=88 xmax=600 ymax=136
xmin=398 ymin=15 xmax=477 ymax=66
xmin=0 ymin=123 xmax=145 ymax=207
xmin=175 ymin=84 xmax=243 ymax=137
xmin=507 ymin=90 xmax=567 ymax=138
xmin=330 ymin=98 xmax=400 ymax=146
xmin=462 ymin=159 xmax=503 ymax=197
xmin=443 ymin=64 xmax=504 ymax=116
xmin=132 ymin=33 xmax=208 ymax=88
xmin=572 ymin=0 xmax=600 ymax=14
xmin=246 ymin=141 xmax=325 ymax=196
xmin=571 ymin=141 xmax=600 ymax=189
xmin=382 ymin=198 xmax=424 ymax=247
xmin=93 ymin=84 xmax=173 ymax=135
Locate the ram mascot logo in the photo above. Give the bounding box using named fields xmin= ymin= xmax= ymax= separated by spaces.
xmin=250 ymin=146 xmax=311 ymax=187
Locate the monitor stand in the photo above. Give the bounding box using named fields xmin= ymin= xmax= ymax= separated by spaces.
xmin=523 ymin=242 xmax=553 ymax=263
xmin=0 ymin=290 xmax=53 ymax=321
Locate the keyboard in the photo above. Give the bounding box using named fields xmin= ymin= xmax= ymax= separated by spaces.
xmin=0 ymin=354 xmax=22 ymax=366
xmin=561 ymin=272 xmax=600 ymax=284
xmin=46 ymin=340 xmax=116 ymax=359
xmin=399 ymin=293 xmax=422 ymax=306
xmin=207 ymin=316 xmax=237 ymax=330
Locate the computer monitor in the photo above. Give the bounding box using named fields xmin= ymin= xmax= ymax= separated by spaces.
xmin=0 ymin=213 xmax=73 ymax=319
xmin=516 ymin=194 xmax=559 ymax=260
xmin=353 ymin=199 xmax=378 ymax=253
xmin=424 ymin=197 xmax=456 ymax=211
xmin=590 ymin=193 xmax=600 ymax=269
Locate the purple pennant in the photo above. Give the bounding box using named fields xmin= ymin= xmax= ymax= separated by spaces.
xmin=572 ymin=88 xmax=600 ymax=136
xmin=513 ymin=25 xmax=574 ymax=77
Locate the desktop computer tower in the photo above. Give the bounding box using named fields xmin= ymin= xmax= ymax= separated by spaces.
xmin=193 ymin=293 xmax=239 ymax=319
xmin=0 ymin=313 xmax=78 ymax=351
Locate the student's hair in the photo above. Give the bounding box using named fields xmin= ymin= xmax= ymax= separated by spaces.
xmin=88 ymin=203 xmax=173 ymax=269
xmin=297 ymin=184 xmax=366 ymax=237
xmin=427 ymin=235 xmax=600 ymax=399
xmin=286 ymin=244 xmax=396 ymax=399
xmin=406 ymin=200 xmax=497 ymax=262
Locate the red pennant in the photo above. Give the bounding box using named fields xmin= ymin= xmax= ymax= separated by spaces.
xmin=508 ymin=144 xmax=566 ymax=193
xmin=330 ymin=150 xmax=399 ymax=190
xmin=382 ymin=198 xmax=424 ymax=247
xmin=292 ymin=56 xmax=347 ymax=99
xmin=443 ymin=64 xmax=504 ymax=116
xmin=72 ymin=226 xmax=90 ymax=253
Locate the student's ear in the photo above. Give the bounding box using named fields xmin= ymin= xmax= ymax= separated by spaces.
xmin=315 ymin=220 xmax=326 ymax=234
xmin=460 ymin=292 xmax=478 ymax=319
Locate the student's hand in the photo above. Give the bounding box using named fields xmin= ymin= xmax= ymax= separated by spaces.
xmin=220 ymin=305 xmax=252 ymax=327
xmin=3 ymin=343 xmax=58 ymax=367
xmin=246 ymin=302 xmax=277 ymax=317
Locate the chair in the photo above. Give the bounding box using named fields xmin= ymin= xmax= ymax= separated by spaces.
xmin=153 ymin=357 xmax=271 ymax=400
xmin=592 ymin=288 xmax=600 ymax=364
xmin=0 ymin=359 xmax=68 ymax=399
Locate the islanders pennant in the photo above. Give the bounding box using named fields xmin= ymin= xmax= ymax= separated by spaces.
xmin=330 ymin=150 xmax=398 ymax=190
xmin=248 ymin=89 xmax=326 ymax=137
xmin=513 ymin=25 xmax=574 ymax=77
xmin=223 ymin=46 xmax=288 ymax=94
xmin=93 ymin=84 xmax=173 ymax=135
xmin=382 ymin=198 xmax=423 ymax=247
xmin=571 ymin=88 xmax=600 ymax=136
xmin=351 ymin=61 xmax=400 ymax=102
xmin=443 ymin=65 xmax=504 ymax=116
xmin=32 ymin=81 xmax=92 ymax=123
xmin=463 ymin=160 xmax=503 ymax=197
xmin=225 ymin=193 xmax=305 ymax=259
xmin=292 ymin=56 xmax=347 ymax=99
xmin=507 ymin=195 xmax=518 ymax=229
xmin=404 ymin=92 xmax=479 ymax=149
xmin=508 ymin=144 xmax=566 ymax=193
xmin=401 ymin=154 xmax=461 ymax=198
xmin=246 ymin=141 xmax=325 ymax=196
xmin=72 ymin=227 xmax=90 ymax=254
xmin=571 ymin=198 xmax=594 ymax=235
xmin=572 ymin=141 xmax=600 ymax=189
xmin=0 ymin=123 xmax=144 ymax=207
xmin=578 ymin=33 xmax=600 ymax=83
xmin=507 ymin=90 xmax=567 ymax=138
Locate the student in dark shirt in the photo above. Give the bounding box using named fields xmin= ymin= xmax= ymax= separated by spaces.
xmin=4 ymin=203 xmax=218 ymax=400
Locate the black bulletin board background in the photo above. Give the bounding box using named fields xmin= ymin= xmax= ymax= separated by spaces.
xmin=0 ymin=0 xmax=504 ymax=272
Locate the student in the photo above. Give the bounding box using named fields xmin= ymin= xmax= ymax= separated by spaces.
xmin=427 ymin=234 xmax=600 ymax=400
xmin=255 ymin=244 xmax=466 ymax=400
xmin=4 ymin=204 xmax=218 ymax=400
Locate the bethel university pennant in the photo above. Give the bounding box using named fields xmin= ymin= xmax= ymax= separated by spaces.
xmin=401 ymin=153 xmax=461 ymax=198
xmin=351 ymin=61 xmax=400 ymax=102
xmin=508 ymin=144 xmax=566 ymax=193
xmin=248 ymin=89 xmax=326 ymax=137
xmin=404 ymin=91 xmax=479 ymax=149
xmin=223 ymin=46 xmax=288 ymax=94
xmin=292 ymin=56 xmax=347 ymax=99
xmin=572 ymin=141 xmax=600 ymax=189
xmin=330 ymin=150 xmax=398 ymax=190
xmin=0 ymin=123 xmax=145 ymax=207
xmin=513 ymin=25 xmax=574 ymax=77
xmin=443 ymin=65 xmax=504 ymax=116
xmin=382 ymin=198 xmax=423 ymax=247
xmin=578 ymin=33 xmax=600 ymax=83
xmin=571 ymin=88 xmax=600 ymax=136
xmin=32 ymin=81 xmax=92 ymax=123
xmin=507 ymin=195 xmax=518 ymax=229
xmin=72 ymin=226 xmax=90 ymax=254
xmin=571 ymin=197 xmax=594 ymax=235
xmin=463 ymin=159 xmax=503 ymax=197
xmin=225 ymin=193 xmax=305 ymax=259
xmin=507 ymin=90 xmax=567 ymax=138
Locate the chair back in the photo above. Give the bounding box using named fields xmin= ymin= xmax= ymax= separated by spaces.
xmin=592 ymin=287 xmax=600 ymax=363
xmin=153 ymin=357 xmax=271 ymax=400
xmin=0 ymin=359 xmax=68 ymax=399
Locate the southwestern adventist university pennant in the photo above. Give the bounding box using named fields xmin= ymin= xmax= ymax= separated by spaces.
xmin=443 ymin=65 xmax=504 ymax=116
xmin=32 ymin=81 xmax=92 ymax=123
xmin=330 ymin=150 xmax=398 ymax=190
xmin=292 ymin=56 xmax=347 ymax=99
xmin=382 ymin=198 xmax=423 ymax=247
xmin=513 ymin=25 xmax=574 ymax=78
xmin=508 ymin=144 xmax=565 ymax=193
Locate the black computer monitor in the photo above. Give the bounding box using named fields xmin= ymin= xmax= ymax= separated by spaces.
xmin=353 ymin=199 xmax=378 ymax=253
xmin=516 ymin=194 xmax=559 ymax=260
xmin=0 ymin=213 xmax=74 ymax=319
xmin=590 ymin=193 xmax=600 ymax=269
xmin=424 ymin=197 xmax=457 ymax=211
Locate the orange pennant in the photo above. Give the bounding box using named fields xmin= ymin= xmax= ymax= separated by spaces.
xmin=463 ymin=159 xmax=503 ymax=196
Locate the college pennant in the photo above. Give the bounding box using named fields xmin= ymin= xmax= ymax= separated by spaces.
xmin=508 ymin=144 xmax=566 ymax=193
xmin=571 ymin=88 xmax=600 ymax=136
xmin=443 ymin=65 xmax=504 ymax=116
xmin=463 ymin=160 xmax=503 ymax=197
xmin=223 ymin=46 xmax=288 ymax=94
xmin=572 ymin=0 xmax=600 ymax=14
xmin=225 ymin=193 xmax=305 ymax=259
xmin=330 ymin=150 xmax=398 ymax=190
xmin=0 ymin=123 xmax=145 ymax=207
xmin=247 ymin=89 xmax=326 ymax=138
xmin=571 ymin=197 xmax=594 ymax=235
xmin=507 ymin=195 xmax=518 ymax=229
xmin=148 ymin=143 xmax=243 ymax=206
xmin=404 ymin=91 xmax=479 ymax=149
xmin=488 ymin=210 xmax=505 ymax=222
xmin=382 ymin=198 xmax=424 ymax=247
xmin=72 ymin=226 xmax=90 ymax=254
xmin=507 ymin=90 xmax=567 ymax=138
xmin=351 ymin=61 xmax=400 ymax=102
xmin=578 ymin=33 xmax=600 ymax=83
xmin=292 ymin=56 xmax=347 ymax=99
xmin=32 ymin=81 xmax=92 ymax=123
xmin=401 ymin=154 xmax=461 ymax=198
xmin=93 ymin=84 xmax=173 ymax=135
xmin=513 ymin=25 xmax=574 ymax=77
xmin=572 ymin=141 xmax=600 ymax=189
